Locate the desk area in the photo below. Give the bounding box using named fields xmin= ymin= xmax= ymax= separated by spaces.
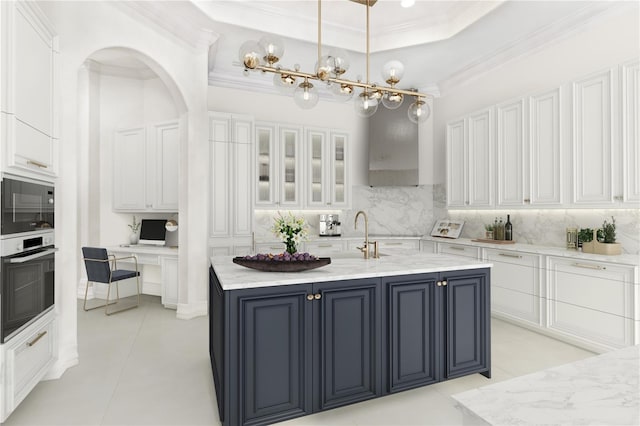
xmin=108 ymin=245 xmax=179 ymax=309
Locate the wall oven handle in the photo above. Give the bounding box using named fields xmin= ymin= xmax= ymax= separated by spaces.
xmin=8 ymin=248 xmax=58 ymax=263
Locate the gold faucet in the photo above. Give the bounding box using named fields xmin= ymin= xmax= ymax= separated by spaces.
xmin=355 ymin=211 xmax=370 ymax=259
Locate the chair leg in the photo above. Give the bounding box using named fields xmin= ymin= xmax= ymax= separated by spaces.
xmin=83 ymin=281 xmax=118 ymax=312
xmin=105 ymin=278 xmax=139 ymax=316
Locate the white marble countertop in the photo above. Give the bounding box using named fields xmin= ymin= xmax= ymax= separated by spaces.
xmin=108 ymin=244 xmax=178 ymax=256
xmin=210 ymin=252 xmax=492 ymax=291
xmin=452 ymin=344 xmax=640 ymax=426
xmin=421 ymin=236 xmax=640 ymax=267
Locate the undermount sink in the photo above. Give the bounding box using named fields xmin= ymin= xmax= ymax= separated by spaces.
xmin=329 ymin=251 xmax=390 ymax=259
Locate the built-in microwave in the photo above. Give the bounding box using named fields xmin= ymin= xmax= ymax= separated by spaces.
xmin=1 ymin=176 xmax=54 ymax=236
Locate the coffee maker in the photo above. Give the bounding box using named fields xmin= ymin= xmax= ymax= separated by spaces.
xmin=319 ymin=214 xmax=341 ymax=237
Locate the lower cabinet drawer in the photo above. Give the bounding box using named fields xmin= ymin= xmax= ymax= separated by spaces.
xmin=548 ymin=299 xmax=636 ymax=350
xmin=8 ymin=315 xmax=56 ymax=408
xmin=254 ymin=242 xmax=286 ymax=254
xmin=304 ymin=240 xmax=347 ymax=254
xmin=437 ymin=243 xmax=480 ymax=259
xmin=492 ymin=286 xmax=542 ymax=326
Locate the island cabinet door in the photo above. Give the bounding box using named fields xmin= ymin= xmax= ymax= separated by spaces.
xmin=441 ymin=269 xmax=491 ymax=379
xmin=312 ymin=278 xmax=382 ymax=412
xmin=229 ymin=284 xmax=313 ymax=426
xmin=384 ymin=273 xmax=440 ymax=393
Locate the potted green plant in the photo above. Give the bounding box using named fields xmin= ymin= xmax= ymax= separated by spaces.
xmin=582 ymin=216 xmax=621 ymax=255
xmin=577 ymin=228 xmax=593 ymax=248
xmin=484 ymin=224 xmax=494 ymax=240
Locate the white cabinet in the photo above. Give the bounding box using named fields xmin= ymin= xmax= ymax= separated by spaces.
xmin=1 ymin=1 xmax=58 ymax=178
xmin=160 ymin=256 xmax=178 ymax=308
xmin=485 ymin=248 xmax=543 ymax=326
xmin=572 ymin=69 xmax=614 ymax=205
xmin=254 ymin=122 xmax=303 ymax=208
xmin=621 ymin=59 xmax=640 ymax=204
xmin=1 ymin=310 xmax=56 ymax=422
xmin=209 ymin=112 xmax=254 ymax=251
xmin=304 ymin=240 xmax=347 ymax=255
xmin=446 ymin=108 xmax=494 ymax=208
xmin=496 ymin=98 xmax=525 ymax=206
xmin=420 ymin=240 xmax=436 ymax=253
xmin=113 ymin=121 xmax=179 ymax=212
xmin=547 ymin=256 xmax=637 ymax=351
xmin=529 ymin=88 xmax=563 ymax=205
xmin=305 ymin=128 xmax=350 ymax=208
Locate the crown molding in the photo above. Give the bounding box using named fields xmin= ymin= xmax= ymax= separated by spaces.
xmin=438 ymin=1 xmax=631 ymax=96
xmin=112 ymin=1 xmax=219 ymax=52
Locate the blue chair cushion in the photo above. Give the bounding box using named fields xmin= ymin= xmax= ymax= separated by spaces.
xmin=111 ymin=269 xmax=140 ymax=282
xmin=82 ymin=247 xmax=111 ymax=283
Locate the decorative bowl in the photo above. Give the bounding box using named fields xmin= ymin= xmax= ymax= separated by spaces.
xmin=232 ymin=257 xmax=331 ymax=272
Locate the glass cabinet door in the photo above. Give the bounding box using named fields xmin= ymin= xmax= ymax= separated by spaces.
xmin=255 ymin=124 xmax=275 ymax=205
xmin=331 ymin=132 xmax=348 ymax=207
xmin=306 ymin=129 xmax=327 ymax=207
xmin=279 ymin=126 xmax=302 ymax=207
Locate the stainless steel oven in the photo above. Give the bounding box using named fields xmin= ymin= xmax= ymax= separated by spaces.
xmin=1 ymin=231 xmax=56 ymax=343
xmin=1 ymin=175 xmax=54 ymax=235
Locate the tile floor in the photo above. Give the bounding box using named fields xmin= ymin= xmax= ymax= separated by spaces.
xmin=3 ymin=295 xmax=595 ymax=426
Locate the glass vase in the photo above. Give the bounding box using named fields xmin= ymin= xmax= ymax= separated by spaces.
xmin=285 ymin=240 xmax=297 ymax=255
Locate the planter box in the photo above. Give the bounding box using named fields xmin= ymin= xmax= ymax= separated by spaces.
xmin=582 ymin=240 xmax=622 ymax=255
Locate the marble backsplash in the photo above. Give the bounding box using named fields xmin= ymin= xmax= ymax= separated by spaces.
xmin=254 ymin=184 xmax=640 ymax=255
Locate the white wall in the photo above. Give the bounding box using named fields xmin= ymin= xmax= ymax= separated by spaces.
xmin=37 ymin=0 xmax=209 ymax=379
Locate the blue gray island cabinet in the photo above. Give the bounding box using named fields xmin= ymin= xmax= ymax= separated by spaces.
xmin=209 ymin=253 xmax=491 ymax=426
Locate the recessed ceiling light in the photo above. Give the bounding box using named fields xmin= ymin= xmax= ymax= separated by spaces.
xmin=401 ymin=0 xmax=415 ymax=8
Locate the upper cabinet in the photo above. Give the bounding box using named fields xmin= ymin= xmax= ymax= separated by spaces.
xmin=446 ymin=108 xmax=494 ymax=208
xmin=1 ymin=1 xmax=59 ymax=179
xmin=447 ymin=59 xmax=638 ymax=209
xmin=113 ymin=121 xmax=179 ymax=212
xmin=572 ymin=70 xmax=613 ymax=205
xmin=209 ymin=112 xmax=254 ymax=246
xmin=254 ymin=122 xmax=303 ymax=209
xmin=621 ymin=60 xmax=639 ymax=204
xmin=305 ymin=128 xmax=350 ymax=208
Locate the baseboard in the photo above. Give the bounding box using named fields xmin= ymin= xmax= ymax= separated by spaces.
xmin=44 ymin=349 xmax=79 ymax=380
xmin=176 ymin=301 xmax=207 ymax=320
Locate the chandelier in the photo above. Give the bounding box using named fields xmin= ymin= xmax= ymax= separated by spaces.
xmin=238 ymin=0 xmax=431 ymax=123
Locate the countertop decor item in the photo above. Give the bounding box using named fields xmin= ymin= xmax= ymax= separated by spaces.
xmin=271 ymin=211 xmax=309 ymax=254
xmin=128 ymin=215 xmax=140 ymax=245
xmin=484 ymin=224 xmax=494 ymax=240
xmin=430 ymin=219 xmax=464 ymax=239
xmin=582 ymin=216 xmax=621 ymax=255
xmin=233 ymin=256 xmax=331 ymax=272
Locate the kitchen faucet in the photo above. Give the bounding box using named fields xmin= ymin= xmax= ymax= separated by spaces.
xmin=355 ymin=211 xmax=379 ymax=259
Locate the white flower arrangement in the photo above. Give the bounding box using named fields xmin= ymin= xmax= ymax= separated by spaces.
xmin=271 ymin=212 xmax=309 ymax=254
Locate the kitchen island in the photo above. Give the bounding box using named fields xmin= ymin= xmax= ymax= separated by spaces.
xmin=209 ymin=253 xmax=492 ymax=426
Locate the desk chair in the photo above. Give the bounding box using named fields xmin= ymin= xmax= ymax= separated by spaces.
xmin=82 ymin=247 xmax=140 ymax=315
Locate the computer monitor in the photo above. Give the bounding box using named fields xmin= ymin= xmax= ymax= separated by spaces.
xmin=138 ymin=219 xmax=167 ymax=246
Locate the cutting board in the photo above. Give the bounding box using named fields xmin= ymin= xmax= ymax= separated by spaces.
xmin=471 ymin=239 xmax=516 ymax=244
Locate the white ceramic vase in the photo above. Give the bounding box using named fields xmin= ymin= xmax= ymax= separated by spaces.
xmin=129 ymin=232 xmax=139 ymax=245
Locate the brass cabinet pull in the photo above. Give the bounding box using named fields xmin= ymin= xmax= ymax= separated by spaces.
xmin=27 ymin=331 xmax=47 ymax=347
xmin=317 ymin=244 xmax=332 ymax=248
xmin=499 ymin=253 xmax=523 ymax=259
xmin=314 ymin=293 xmax=321 ymax=300
xmin=269 ymin=246 xmax=281 ymax=250
xmin=572 ymin=262 xmax=606 ymax=271
xmin=27 ymin=159 xmax=48 ymax=168
xmin=385 ymin=242 xmax=403 ymax=246
xmin=449 ymin=246 xmax=465 ymax=251
xmin=306 ymin=294 xmax=314 ymax=301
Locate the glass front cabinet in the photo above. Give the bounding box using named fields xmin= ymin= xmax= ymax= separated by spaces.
xmin=305 ymin=128 xmax=349 ymax=208
xmin=255 ymin=123 xmax=303 ymax=208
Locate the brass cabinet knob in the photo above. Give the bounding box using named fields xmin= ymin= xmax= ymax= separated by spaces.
xmin=442 ymin=281 xmax=448 ymax=286
xmin=306 ymin=294 xmax=314 ymax=301
xmin=314 ymin=293 xmax=322 ymax=300
xmin=436 ymin=281 xmax=442 ymax=287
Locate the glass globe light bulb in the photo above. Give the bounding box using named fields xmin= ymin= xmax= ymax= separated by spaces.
xmin=258 ymin=34 xmax=285 ymax=65
xmin=382 ymin=60 xmax=405 ymax=85
xmin=316 ymin=48 xmax=351 ymax=81
xmin=354 ymin=92 xmax=379 ymax=118
xmin=273 ymin=72 xmax=297 ymax=94
xmin=238 ymin=40 xmax=264 ymax=70
xmin=407 ymin=98 xmax=430 ymax=124
xmin=381 ymin=92 xmax=404 ymax=110
xmin=293 ymin=79 xmax=319 ymax=109
xmin=331 ymin=83 xmax=354 ymax=102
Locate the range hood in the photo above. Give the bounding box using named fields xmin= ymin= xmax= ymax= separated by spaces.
xmin=368 ymin=105 xmax=419 ymax=186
